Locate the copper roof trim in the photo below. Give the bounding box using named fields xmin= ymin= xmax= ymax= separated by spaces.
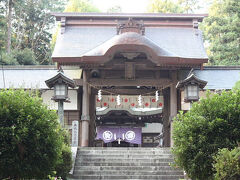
xmin=52 ymin=12 xmax=208 ymax=22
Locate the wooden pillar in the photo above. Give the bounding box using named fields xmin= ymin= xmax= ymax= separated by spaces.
xmin=89 ymin=91 xmax=96 ymax=147
xmin=81 ymin=70 xmax=90 ymax=147
xmin=77 ymin=87 xmax=82 ymax=147
xmin=170 ymin=71 xmax=178 ymax=147
xmin=163 ymin=88 xmax=170 ymax=147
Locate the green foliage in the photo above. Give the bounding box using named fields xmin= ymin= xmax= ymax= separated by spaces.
xmin=148 ymin=0 xmax=202 ymax=13
xmin=0 ymin=89 xmax=71 ymax=179
xmin=0 ymin=0 xmax=8 ymax=53
xmin=233 ymin=81 xmax=240 ymax=90
xmin=0 ymin=51 xmax=19 ymax=65
xmin=213 ymin=147 xmax=240 ymax=180
xmin=148 ymin=0 xmax=184 ymax=13
xmin=0 ymin=48 xmax=37 ymax=65
xmin=233 ymin=75 xmax=240 ymax=90
xmin=202 ymin=0 xmax=240 ymax=65
xmin=55 ymin=129 xmax=72 ymax=180
xmin=177 ymin=0 xmax=201 ymax=13
xmin=0 ymin=15 xmax=6 ymax=52
xmin=65 ymin=0 xmax=99 ymax=12
xmin=12 ymin=48 xmax=37 ymax=65
xmin=0 ymin=0 xmax=67 ymax=64
xmin=172 ymin=90 xmax=240 ymax=179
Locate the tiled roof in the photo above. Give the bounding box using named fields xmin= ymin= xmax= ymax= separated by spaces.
xmin=194 ymin=67 xmax=240 ymax=90
xmin=0 ymin=66 xmax=81 ymax=89
xmin=52 ymin=26 xmax=208 ymax=60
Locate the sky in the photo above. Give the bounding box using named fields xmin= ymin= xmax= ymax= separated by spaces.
xmin=92 ymin=0 xmax=209 ymax=13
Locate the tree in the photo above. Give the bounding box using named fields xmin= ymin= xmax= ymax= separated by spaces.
xmin=0 ymin=89 xmax=71 ymax=179
xmin=0 ymin=0 xmax=67 ymax=64
xmin=177 ymin=0 xmax=201 ymax=13
xmin=202 ymin=0 xmax=240 ymax=65
xmin=172 ymin=90 xmax=240 ymax=179
xmin=64 ymin=0 xmax=99 ymax=12
xmin=148 ymin=0 xmax=184 ymax=13
xmin=7 ymin=0 xmax=13 ymax=54
xmin=13 ymin=48 xmax=37 ymax=65
xmin=0 ymin=16 xmax=6 ymax=53
xmin=13 ymin=0 xmax=66 ymax=64
xmin=0 ymin=48 xmax=37 ymax=65
xmin=51 ymin=0 xmax=99 ymax=50
xmin=0 ymin=0 xmax=7 ymax=53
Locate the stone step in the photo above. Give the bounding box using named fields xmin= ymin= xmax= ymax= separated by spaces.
xmin=78 ymin=147 xmax=171 ymax=151
xmin=69 ymin=175 xmax=184 ymax=180
xmin=75 ymin=165 xmax=179 ymax=171
xmin=78 ymin=149 xmax=172 ymax=152
xmin=70 ymin=147 xmax=184 ymax=180
xmin=76 ymin=158 xmax=174 ymax=163
xmin=75 ymin=162 xmax=172 ymax=167
xmin=73 ymin=170 xmax=183 ymax=176
xmin=78 ymin=150 xmax=172 ymax=155
xmin=77 ymin=154 xmax=173 ymax=158
xmin=78 ymin=152 xmax=172 ymax=156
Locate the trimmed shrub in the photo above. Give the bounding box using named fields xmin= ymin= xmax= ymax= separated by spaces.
xmin=213 ymin=147 xmax=240 ymax=180
xmin=172 ymin=90 xmax=240 ymax=179
xmin=0 ymin=89 xmax=71 ymax=179
xmin=55 ymin=129 xmax=72 ymax=179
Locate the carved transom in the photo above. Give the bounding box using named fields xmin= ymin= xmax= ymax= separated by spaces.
xmin=117 ymin=18 xmax=145 ymax=35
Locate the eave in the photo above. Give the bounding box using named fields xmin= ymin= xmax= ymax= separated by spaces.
xmin=52 ymin=12 xmax=208 ymax=22
xmin=53 ymin=56 xmax=208 ymax=69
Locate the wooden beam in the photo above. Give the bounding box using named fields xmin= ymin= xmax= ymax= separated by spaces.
xmin=75 ymin=78 xmax=172 ymax=87
xmin=91 ymin=88 xmax=156 ymax=95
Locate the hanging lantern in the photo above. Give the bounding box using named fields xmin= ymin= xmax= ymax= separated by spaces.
xmin=176 ymin=73 xmax=207 ymax=103
xmin=117 ymin=95 xmax=121 ymax=106
xmin=98 ymin=90 xmax=102 ymax=101
xmin=184 ymin=84 xmax=199 ymax=101
xmin=138 ymin=95 xmax=142 ymax=107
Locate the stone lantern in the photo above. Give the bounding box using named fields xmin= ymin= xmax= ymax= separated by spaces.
xmin=45 ymin=69 xmax=75 ymax=127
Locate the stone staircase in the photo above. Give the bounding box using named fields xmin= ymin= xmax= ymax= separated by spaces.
xmin=68 ymin=147 xmax=184 ymax=180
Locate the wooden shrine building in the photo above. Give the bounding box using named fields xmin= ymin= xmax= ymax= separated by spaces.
xmin=51 ymin=13 xmax=208 ymax=147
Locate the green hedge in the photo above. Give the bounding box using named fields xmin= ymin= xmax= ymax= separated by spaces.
xmin=0 ymin=89 xmax=71 ymax=179
xmin=172 ymin=90 xmax=240 ymax=179
xmin=213 ymin=147 xmax=240 ymax=180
